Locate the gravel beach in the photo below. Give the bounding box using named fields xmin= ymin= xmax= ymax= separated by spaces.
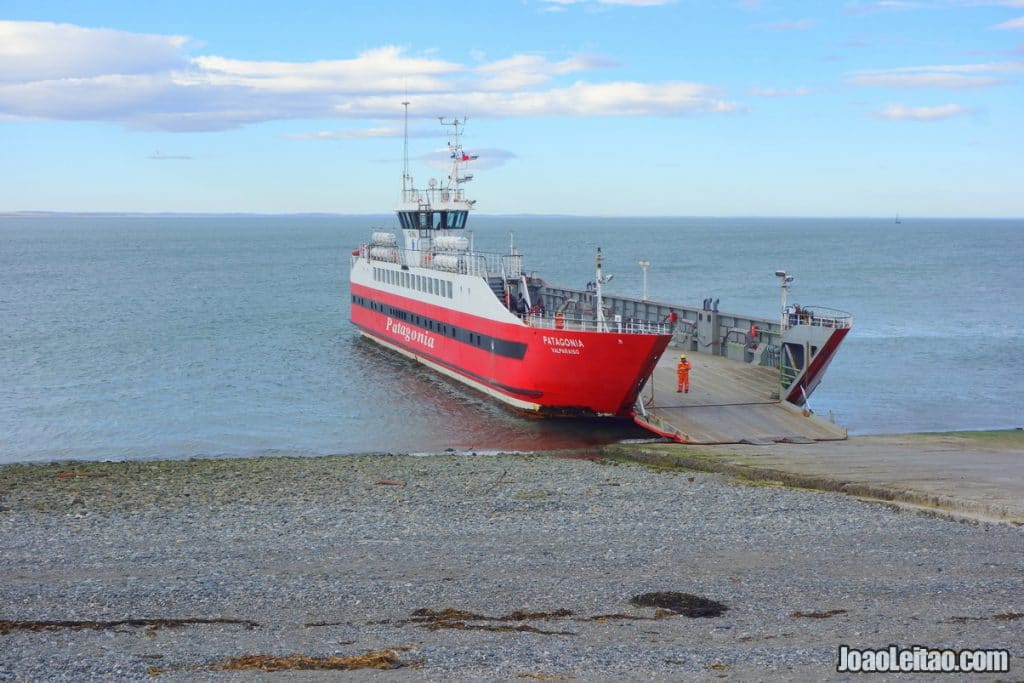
xmin=1 ymin=452 xmax=1021 ymax=681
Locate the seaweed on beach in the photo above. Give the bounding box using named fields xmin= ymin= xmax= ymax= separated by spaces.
xmin=993 ymin=612 xmax=1024 ymax=620
xmin=372 ymin=596 xmax=727 ymax=636
xmin=629 ymin=592 xmax=729 ymax=618
xmin=0 ymin=617 xmax=259 ymax=635
xmin=406 ymin=608 xmax=577 ymax=635
xmin=790 ymin=609 xmax=848 ymax=619
xmin=944 ymin=612 xmax=1024 ymax=624
xmin=580 ymin=609 xmax=677 ymax=622
xmin=213 ymin=648 xmax=411 ymax=671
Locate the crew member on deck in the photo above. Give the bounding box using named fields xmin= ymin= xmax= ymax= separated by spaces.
xmin=516 ymin=292 xmax=527 ymax=315
xmin=676 ymin=354 xmax=692 ymax=394
xmin=666 ymin=310 xmax=678 ymax=331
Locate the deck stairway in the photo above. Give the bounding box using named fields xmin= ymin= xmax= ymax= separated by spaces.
xmin=487 ymin=275 xmax=506 ymax=301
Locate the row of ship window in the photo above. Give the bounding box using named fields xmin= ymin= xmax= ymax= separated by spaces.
xmin=397 ymin=210 xmax=469 ymax=231
xmin=351 ymin=294 xmax=494 ymax=350
xmin=373 ymin=266 xmax=453 ymax=299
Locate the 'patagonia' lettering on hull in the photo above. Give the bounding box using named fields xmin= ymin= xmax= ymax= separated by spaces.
xmin=386 ymin=317 xmax=436 ymax=349
xmin=543 ymin=335 xmax=584 ymax=355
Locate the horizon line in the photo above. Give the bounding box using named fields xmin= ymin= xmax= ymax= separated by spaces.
xmin=3 ymin=211 xmax=1022 ymax=221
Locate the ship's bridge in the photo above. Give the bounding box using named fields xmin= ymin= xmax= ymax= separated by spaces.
xmin=396 ymin=207 xmax=469 ymax=232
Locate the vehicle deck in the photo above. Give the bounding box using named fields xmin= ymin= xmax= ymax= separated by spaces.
xmin=635 ymin=350 xmax=848 ymax=444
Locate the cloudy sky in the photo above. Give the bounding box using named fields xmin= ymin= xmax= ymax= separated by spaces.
xmin=2 ymin=0 xmax=1022 ymax=216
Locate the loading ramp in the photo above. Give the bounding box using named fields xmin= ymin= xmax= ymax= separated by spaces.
xmin=634 ymin=351 xmax=848 ymax=445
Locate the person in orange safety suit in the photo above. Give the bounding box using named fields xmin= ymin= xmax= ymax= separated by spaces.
xmin=676 ymin=354 xmax=692 ymax=393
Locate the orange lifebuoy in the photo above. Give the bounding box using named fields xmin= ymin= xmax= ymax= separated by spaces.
xmin=555 ymin=311 xmax=564 ymax=330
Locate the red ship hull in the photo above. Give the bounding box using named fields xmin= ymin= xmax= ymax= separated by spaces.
xmin=351 ymin=282 xmax=671 ymax=417
xmin=785 ymin=325 xmax=851 ymax=405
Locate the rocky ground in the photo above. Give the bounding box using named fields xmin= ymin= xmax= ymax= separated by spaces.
xmin=1 ymin=450 xmax=1021 ymax=681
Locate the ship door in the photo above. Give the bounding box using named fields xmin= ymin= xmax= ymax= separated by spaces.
xmin=780 ymin=342 xmax=805 ymax=389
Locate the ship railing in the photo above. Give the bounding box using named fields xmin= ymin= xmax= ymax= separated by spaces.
xmin=787 ymin=305 xmax=853 ymax=330
xmin=361 ymin=245 xmax=524 ymax=280
xmin=522 ymin=313 xmax=671 ymax=335
xmin=465 ymin=252 xmax=522 ymax=280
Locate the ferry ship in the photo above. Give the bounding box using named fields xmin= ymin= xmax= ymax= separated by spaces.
xmin=349 ymin=110 xmax=852 ymax=439
xmin=348 ymin=112 xmax=672 ymax=417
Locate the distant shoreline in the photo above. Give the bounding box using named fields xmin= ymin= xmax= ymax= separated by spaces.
xmin=4 ymin=211 xmax=1023 ymax=220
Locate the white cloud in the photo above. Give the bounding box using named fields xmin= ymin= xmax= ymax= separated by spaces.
xmin=0 ymin=20 xmax=737 ymax=132
xmin=872 ymin=103 xmax=975 ymax=120
xmin=847 ymin=62 xmax=1024 ymax=88
xmin=749 ymin=86 xmax=815 ymax=96
xmin=189 ymin=47 xmax=462 ymax=94
xmin=0 ymin=73 xmax=179 ymax=121
xmin=473 ymin=53 xmax=615 ymax=90
xmin=845 ymin=1 xmax=927 ymax=14
xmin=420 ymin=147 xmax=517 ymax=172
xmin=993 ymin=16 xmax=1024 ymax=29
xmin=333 ymin=82 xmax=740 ymax=119
xmin=851 ymin=72 xmax=1001 ymax=87
xmin=0 ymin=20 xmax=187 ymax=81
xmin=960 ymin=1 xmax=1024 ymax=7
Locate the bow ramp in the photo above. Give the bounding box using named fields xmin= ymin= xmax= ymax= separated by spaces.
xmin=633 ymin=352 xmax=848 ymax=445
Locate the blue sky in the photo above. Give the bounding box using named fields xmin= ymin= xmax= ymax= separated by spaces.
xmin=2 ymin=0 xmax=1022 ymax=216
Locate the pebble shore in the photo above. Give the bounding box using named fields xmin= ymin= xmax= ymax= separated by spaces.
xmin=1 ymin=452 xmax=1022 ymax=681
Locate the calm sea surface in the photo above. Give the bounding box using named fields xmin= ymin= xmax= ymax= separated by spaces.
xmin=1 ymin=215 xmax=1022 ymax=464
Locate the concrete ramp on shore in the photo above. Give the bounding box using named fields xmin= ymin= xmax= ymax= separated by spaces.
xmin=635 ymin=351 xmax=848 ymax=444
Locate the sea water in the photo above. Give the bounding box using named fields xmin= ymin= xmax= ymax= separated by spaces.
xmin=1 ymin=214 xmax=1021 ymax=463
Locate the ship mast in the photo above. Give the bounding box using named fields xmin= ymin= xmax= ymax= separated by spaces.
xmin=401 ymin=100 xmax=412 ymax=202
xmin=439 ymin=116 xmax=475 ymax=205
xmin=595 ymin=248 xmax=607 ymax=332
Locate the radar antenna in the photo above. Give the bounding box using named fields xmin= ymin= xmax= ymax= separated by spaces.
xmin=439 ymin=116 xmax=476 ymax=196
